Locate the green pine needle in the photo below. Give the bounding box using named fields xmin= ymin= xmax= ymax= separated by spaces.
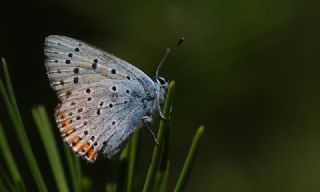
xmin=117 ymin=144 xmax=129 ymax=192
xmin=0 ymin=58 xmax=48 ymax=192
xmin=0 ymin=122 xmax=26 ymax=192
xmin=81 ymin=176 xmax=92 ymax=192
xmin=0 ymin=167 xmax=16 ymax=192
xmin=142 ymin=81 xmax=175 ymax=192
xmin=64 ymin=145 xmax=81 ymax=192
xmin=106 ymin=183 xmax=117 ymax=192
xmin=127 ymin=131 xmax=140 ymax=192
xmin=158 ymin=162 xmax=170 ymax=192
xmin=174 ymin=126 xmax=204 ymax=192
xmin=32 ymin=106 xmax=69 ymax=192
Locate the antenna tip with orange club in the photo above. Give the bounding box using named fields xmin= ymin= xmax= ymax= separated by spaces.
xmin=177 ymin=37 xmax=185 ymax=46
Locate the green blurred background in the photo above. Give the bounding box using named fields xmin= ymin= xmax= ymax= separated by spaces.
xmin=1 ymin=0 xmax=320 ymax=191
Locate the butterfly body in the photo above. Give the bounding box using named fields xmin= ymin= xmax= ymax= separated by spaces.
xmin=44 ymin=35 xmax=168 ymax=162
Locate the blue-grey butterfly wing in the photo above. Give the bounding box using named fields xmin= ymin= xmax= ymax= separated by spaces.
xmin=44 ymin=35 xmax=155 ymax=162
xmin=56 ymin=80 xmax=146 ymax=162
xmin=101 ymin=105 xmax=147 ymax=158
xmin=44 ymin=35 xmax=154 ymax=100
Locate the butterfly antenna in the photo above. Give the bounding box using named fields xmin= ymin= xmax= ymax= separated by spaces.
xmin=155 ymin=37 xmax=185 ymax=77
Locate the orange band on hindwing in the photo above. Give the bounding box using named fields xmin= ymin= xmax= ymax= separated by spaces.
xmin=87 ymin=149 xmax=98 ymax=161
xmin=82 ymin=143 xmax=91 ymax=153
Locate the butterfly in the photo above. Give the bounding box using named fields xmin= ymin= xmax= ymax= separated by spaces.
xmin=44 ymin=35 xmax=170 ymax=162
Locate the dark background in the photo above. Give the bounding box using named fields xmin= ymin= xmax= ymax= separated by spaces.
xmin=1 ymin=0 xmax=320 ymax=191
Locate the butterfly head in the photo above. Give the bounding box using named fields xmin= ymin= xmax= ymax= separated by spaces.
xmin=155 ymin=76 xmax=169 ymax=106
xmin=156 ymin=76 xmax=169 ymax=89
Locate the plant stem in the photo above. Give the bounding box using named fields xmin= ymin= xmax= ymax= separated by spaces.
xmin=142 ymin=81 xmax=175 ymax=192
xmin=158 ymin=163 xmax=170 ymax=192
xmin=0 ymin=58 xmax=48 ymax=192
xmin=64 ymin=144 xmax=81 ymax=192
xmin=173 ymin=126 xmax=204 ymax=192
xmin=32 ymin=106 xmax=69 ymax=192
xmin=117 ymin=144 xmax=129 ymax=192
xmin=0 ymin=122 xmax=26 ymax=192
xmin=127 ymin=131 xmax=140 ymax=192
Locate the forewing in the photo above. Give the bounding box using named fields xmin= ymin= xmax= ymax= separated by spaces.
xmin=44 ymin=35 xmax=154 ymax=101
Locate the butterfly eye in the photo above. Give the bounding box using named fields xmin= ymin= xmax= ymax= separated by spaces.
xmin=157 ymin=77 xmax=167 ymax=85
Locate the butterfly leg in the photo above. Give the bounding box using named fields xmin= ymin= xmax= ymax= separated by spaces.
xmin=157 ymin=103 xmax=170 ymax=121
xmin=141 ymin=116 xmax=160 ymax=146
